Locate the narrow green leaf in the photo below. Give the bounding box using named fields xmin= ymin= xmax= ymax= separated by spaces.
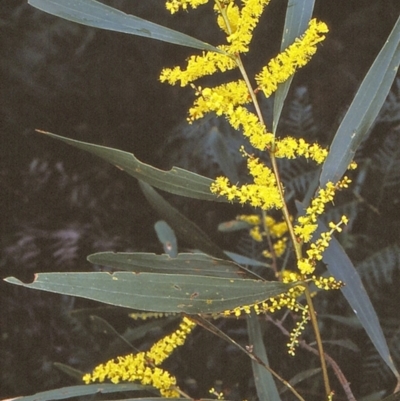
xmin=223 ymin=251 xmax=271 ymax=269
xmin=5 ymin=272 xmax=292 ymax=314
xmin=320 ymin=16 xmax=400 ymax=187
xmin=87 ymin=252 xmax=246 ymax=278
xmin=139 ymin=181 xmax=228 ymax=259
xmin=272 ymin=0 xmax=315 ymax=133
xmin=279 ymin=368 xmax=321 ymax=395
xmin=28 ymin=0 xmax=221 ymax=52
xmin=37 ymin=130 xmax=225 ymax=202
xmin=247 ymin=312 xmax=281 ymax=401
xmin=8 ymin=383 xmax=148 ymax=401
xmin=53 ymin=362 xmax=84 ymax=381
xmin=89 ymin=315 xmax=136 ymax=350
xmin=320 ymin=223 xmax=400 ymax=380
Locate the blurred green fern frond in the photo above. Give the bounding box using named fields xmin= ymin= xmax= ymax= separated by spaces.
xmin=372 ymin=130 xmax=400 ymax=209
xmin=356 ymin=244 xmax=400 ymax=300
xmin=280 ymin=86 xmax=318 ymax=139
xmin=377 ymin=77 xmax=400 ymax=124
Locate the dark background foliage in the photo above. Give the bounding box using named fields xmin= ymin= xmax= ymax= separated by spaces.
xmin=1 ymin=1 xmax=400 ymax=400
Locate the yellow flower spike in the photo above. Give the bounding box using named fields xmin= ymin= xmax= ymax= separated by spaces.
xmin=83 ymin=318 xmax=196 ymax=397
xmin=287 ymin=306 xmax=309 ymax=356
xmin=216 ymin=1 xmax=240 ymax=34
xmin=165 ymin=0 xmax=209 ymax=14
xmin=189 ymin=80 xmax=251 ymax=119
xmin=211 ymin=158 xmax=283 ymax=210
xmin=225 ymin=0 xmax=272 ymax=53
xmin=294 ymin=177 xmax=351 ymax=243
xmin=256 ymin=18 xmax=328 ymax=98
xmin=273 ymin=137 xmax=328 ymax=163
xmin=147 ymin=317 xmax=196 ymax=365
xmin=313 ymin=276 xmax=344 ymax=291
xmin=160 ymin=50 xmax=236 ymax=87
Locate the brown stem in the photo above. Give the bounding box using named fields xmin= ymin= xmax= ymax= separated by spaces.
xmin=304 ymin=285 xmax=332 ymax=398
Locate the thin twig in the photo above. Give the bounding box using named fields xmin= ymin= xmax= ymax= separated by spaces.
xmin=267 ymin=315 xmax=357 ymax=401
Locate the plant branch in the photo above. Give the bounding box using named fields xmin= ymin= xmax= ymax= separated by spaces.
xmin=266 ymin=312 xmax=356 ymax=401
xmin=193 ymin=314 xmax=306 ymax=401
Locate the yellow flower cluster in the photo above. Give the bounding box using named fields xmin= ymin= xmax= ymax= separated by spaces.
xmin=165 ymin=0 xmax=209 ymax=14
xmin=147 ymin=317 xmax=196 ymax=365
xmin=189 ymin=81 xmax=251 ymax=119
xmin=210 ymin=156 xmax=283 ymax=210
xmin=222 ymin=284 xmax=306 ymax=318
xmin=294 ymin=177 xmax=352 ymax=243
xmin=313 ymin=276 xmax=343 ymax=291
xmin=165 ymin=0 xmax=271 ymax=54
xmin=297 ymin=215 xmax=349 ymax=276
xmin=255 ymin=19 xmax=329 ymax=98
xmin=219 ymin=0 xmax=272 ymax=53
xmin=160 ymin=51 xmax=236 ymax=87
xmin=236 ymin=214 xmax=289 ymax=257
xmin=161 ymin=0 xmax=346 ymax=359
xmin=83 ymin=317 xmax=196 ymax=397
xmin=274 ymin=137 xmax=328 ymax=163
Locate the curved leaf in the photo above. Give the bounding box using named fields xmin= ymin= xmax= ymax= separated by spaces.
xmin=320 ymin=222 xmax=400 ymax=380
xmin=5 ymin=273 xmax=292 ymax=314
xmin=320 ymin=15 xmax=400 ymax=187
xmin=272 ymin=0 xmax=315 ymax=133
xmin=28 ymin=0 xmax=221 ymax=52
xmin=37 ymin=130 xmax=225 ymax=202
xmin=7 ymin=383 xmax=147 ymax=401
xmin=87 ymin=252 xmax=246 ymax=279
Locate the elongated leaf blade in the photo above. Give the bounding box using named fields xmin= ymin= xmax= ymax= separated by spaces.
xmin=247 ymin=313 xmax=281 ymax=401
xmin=87 ymin=252 xmax=246 ymax=278
xmin=280 ymin=368 xmax=321 ymax=395
xmin=37 ymin=131 xmax=225 ymax=202
xmin=223 ymin=251 xmax=271 ymax=269
xmin=320 ymin=16 xmax=400 ymax=187
xmin=272 ymin=0 xmax=315 ymax=133
xmin=320 ymin=223 xmax=400 ymax=379
xmin=139 ymin=181 xmax=227 ymax=259
xmin=5 ymin=273 xmax=292 ymax=314
xmin=28 ymin=0 xmax=221 ymax=52
xmin=7 ymin=383 xmax=147 ymax=401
